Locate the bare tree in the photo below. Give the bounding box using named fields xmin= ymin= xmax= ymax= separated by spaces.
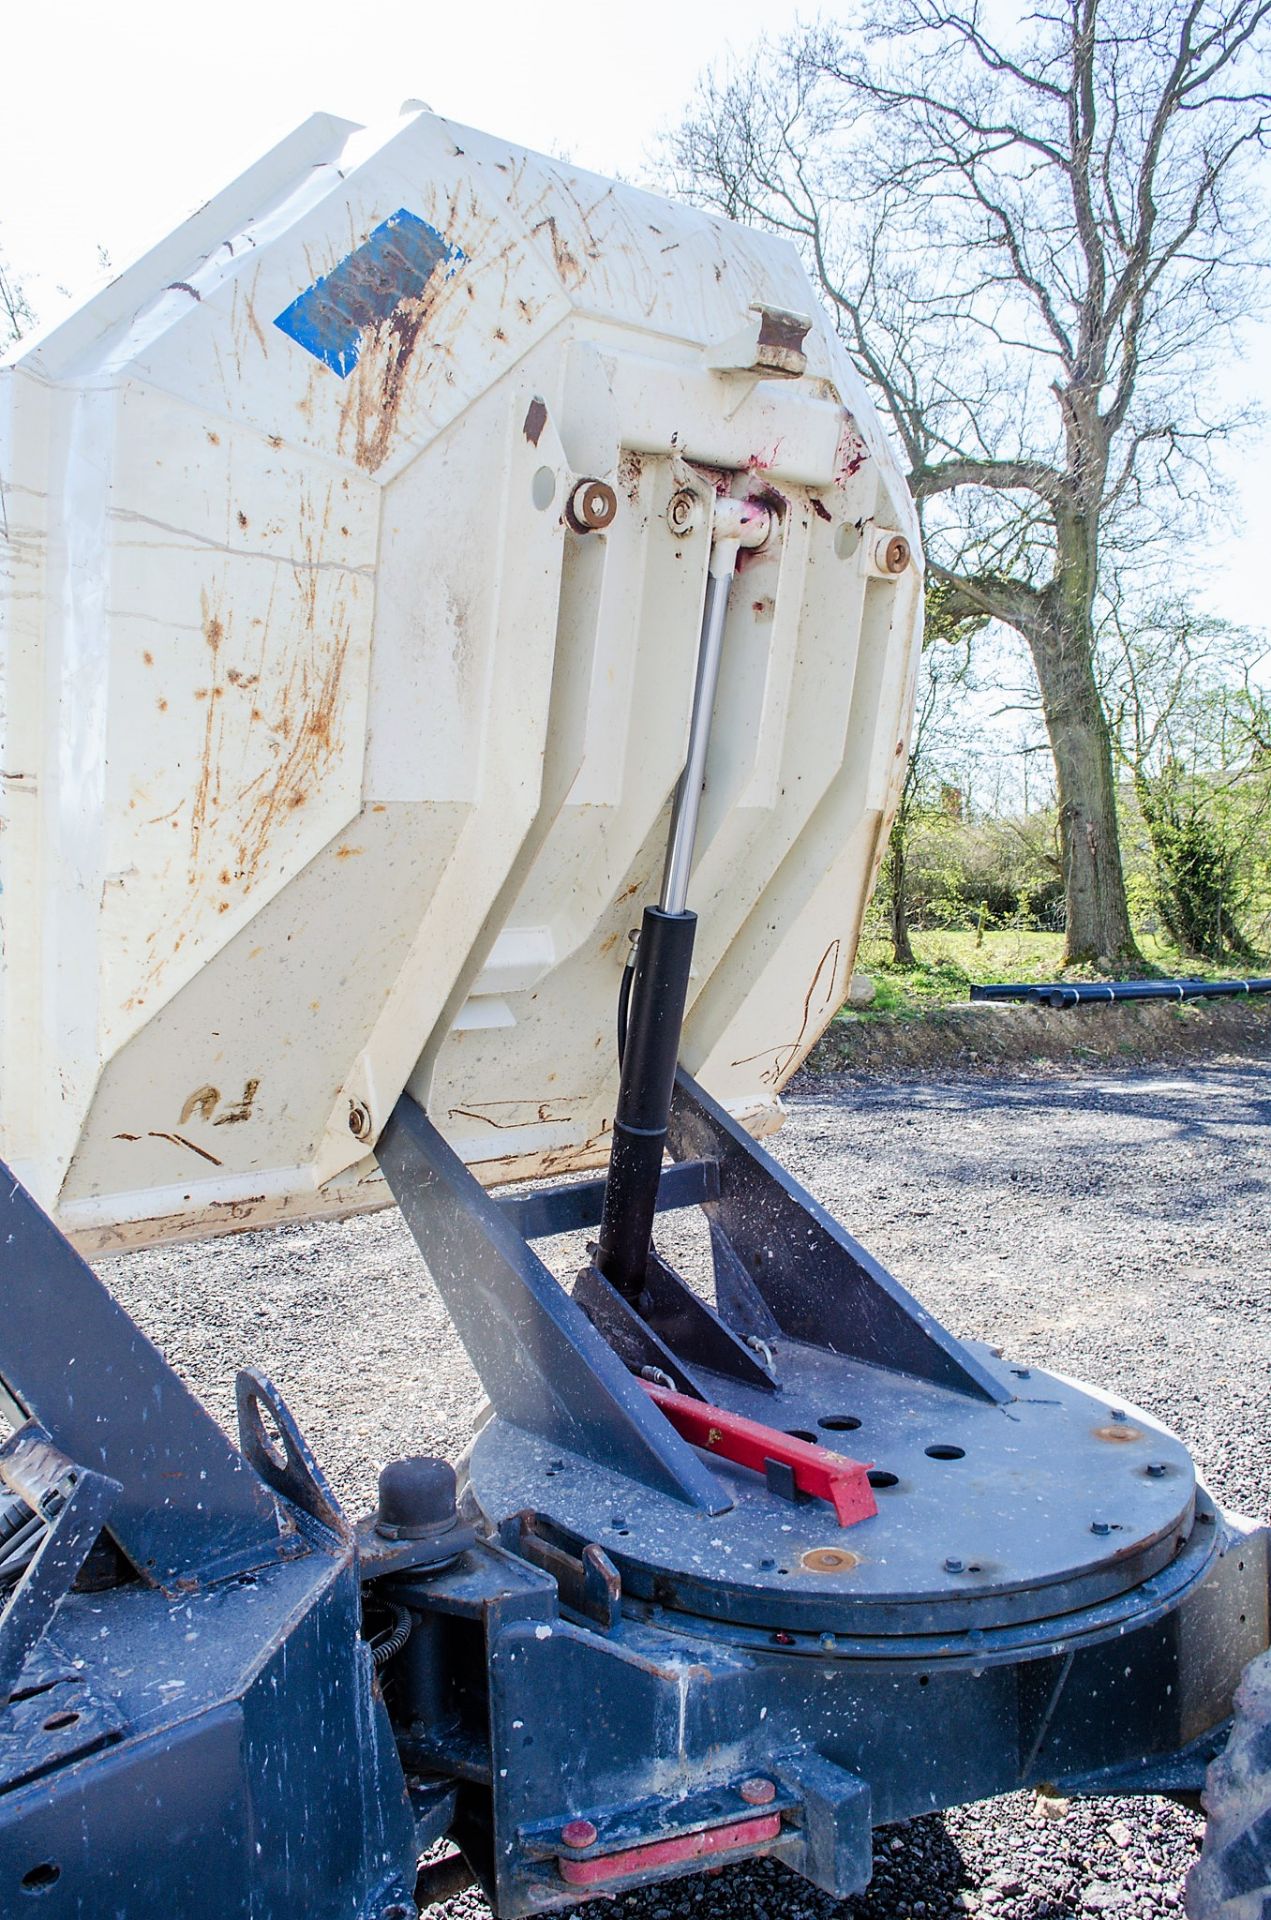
xmin=0 ymin=244 xmax=33 ymax=350
xmin=668 ymin=1 xmax=1271 ymax=964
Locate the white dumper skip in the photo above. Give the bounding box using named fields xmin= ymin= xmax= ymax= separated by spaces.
xmin=0 ymin=106 xmax=921 ymax=1253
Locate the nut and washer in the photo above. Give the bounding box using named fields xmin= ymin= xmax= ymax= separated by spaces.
xmin=566 ymin=479 xmax=618 ymax=533
xmin=868 ymin=530 xmax=911 ymax=576
xmin=667 ymin=488 xmax=702 ymax=536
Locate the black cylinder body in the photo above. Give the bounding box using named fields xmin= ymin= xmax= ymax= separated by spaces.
xmin=596 ymin=905 xmax=697 ymax=1299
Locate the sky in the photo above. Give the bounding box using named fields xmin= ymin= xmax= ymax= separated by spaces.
xmin=1 ymin=0 xmax=1267 ymax=641
xmin=0 ymin=0 xmax=773 ymax=300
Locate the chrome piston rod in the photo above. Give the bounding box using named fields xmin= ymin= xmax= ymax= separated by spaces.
xmin=660 ymin=498 xmax=772 ymax=913
xmin=597 ymin=496 xmax=771 ymax=1298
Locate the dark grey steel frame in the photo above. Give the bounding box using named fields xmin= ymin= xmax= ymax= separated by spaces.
xmin=0 ymin=1070 xmax=1264 ymax=1917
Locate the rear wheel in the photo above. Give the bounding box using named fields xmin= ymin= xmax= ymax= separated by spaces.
xmin=1187 ymin=1651 xmax=1271 ymax=1919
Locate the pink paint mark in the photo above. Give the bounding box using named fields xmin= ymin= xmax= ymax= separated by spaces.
xmin=834 ymin=413 xmax=870 ymax=486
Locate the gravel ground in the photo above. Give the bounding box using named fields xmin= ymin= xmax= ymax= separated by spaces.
xmin=104 ymin=1061 xmax=1271 ymax=1920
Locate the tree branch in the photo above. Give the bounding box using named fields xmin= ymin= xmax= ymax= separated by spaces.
xmin=909 ymin=456 xmax=1067 ymax=503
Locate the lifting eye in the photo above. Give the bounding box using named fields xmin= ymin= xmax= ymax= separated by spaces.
xmin=21 ymin=1862 xmax=61 ymax=1895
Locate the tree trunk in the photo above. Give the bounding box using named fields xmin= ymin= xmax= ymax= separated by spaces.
xmin=1029 ymin=614 xmax=1138 ymax=968
xmin=886 ymin=815 xmax=917 ymax=966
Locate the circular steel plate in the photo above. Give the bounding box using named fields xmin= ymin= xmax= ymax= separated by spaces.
xmin=467 ymin=1341 xmax=1197 ymax=1637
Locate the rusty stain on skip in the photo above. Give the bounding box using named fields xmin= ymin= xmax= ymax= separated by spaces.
xmin=147 ymin=1130 xmax=223 ymax=1167
xmin=336 ymin=297 xmax=432 ymax=472
xmin=449 ymin=1097 xmax=581 ymax=1131
xmin=730 ymin=938 xmax=843 ymax=1087
xmin=531 ymin=215 xmax=582 ymax=286
xmin=523 ymin=398 xmax=548 ymax=446
xmin=179 ymin=1086 xmax=220 ymax=1125
xmin=214 ymin=1079 xmax=260 ymax=1126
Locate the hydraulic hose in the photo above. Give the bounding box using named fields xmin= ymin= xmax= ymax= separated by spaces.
xmin=616 ymin=934 xmax=637 ymax=1067
xmin=369 ymin=1603 xmax=413 ymax=1668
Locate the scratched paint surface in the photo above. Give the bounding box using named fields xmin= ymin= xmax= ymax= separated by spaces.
xmin=93 ymin=382 xmax=379 ymax=1055
xmin=273 ymin=209 xmax=465 ymax=377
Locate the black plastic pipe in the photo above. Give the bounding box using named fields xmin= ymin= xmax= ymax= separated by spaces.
xmin=970 ymin=977 xmax=1271 ymax=1008
xmin=596 ymin=905 xmax=697 ymax=1300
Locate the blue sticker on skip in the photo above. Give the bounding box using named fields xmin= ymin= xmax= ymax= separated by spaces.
xmin=273 ymin=209 xmax=465 ymax=377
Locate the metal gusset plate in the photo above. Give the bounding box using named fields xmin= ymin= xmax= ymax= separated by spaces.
xmin=376 ymin=1095 xmax=729 ymax=1513
xmin=0 ymin=1163 xmax=280 ymax=1589
xmin=0 ymin=1426 xmax=120 ymax=1704
xmin=667 ymin=1070 xmax=1008 ymax=1403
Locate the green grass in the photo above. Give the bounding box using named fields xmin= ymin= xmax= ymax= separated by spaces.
xmin=844 ymin=927 xmax=1262 ymax=1022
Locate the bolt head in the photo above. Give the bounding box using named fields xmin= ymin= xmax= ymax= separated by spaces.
xmin=801 ymin=1547 xmax=860 ymax=1574
xmin=739 ymin=1777 xmax=776 ymax=1806
xmin=375 ymin=1456 xmax=458 ymax=1540
xmin=1110 ymin=1408 xmax=1128 ymax=1423
xmin=944 ymin=1556 xmax=964 ymax=1574
xmin=1091 ymin=1520 xmax=1112 ymax=1536
xmin=561 ymin=1819 xmax=598 ymax=1851
xmin=667 ymin=488 xmax=702 ymax=536
xmin=1147 ymin=1462 xmax=1168 ymax=1478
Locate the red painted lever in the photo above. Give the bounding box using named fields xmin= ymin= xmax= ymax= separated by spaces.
xmin=640 ymin=1381 xmax=877 ymax=1527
